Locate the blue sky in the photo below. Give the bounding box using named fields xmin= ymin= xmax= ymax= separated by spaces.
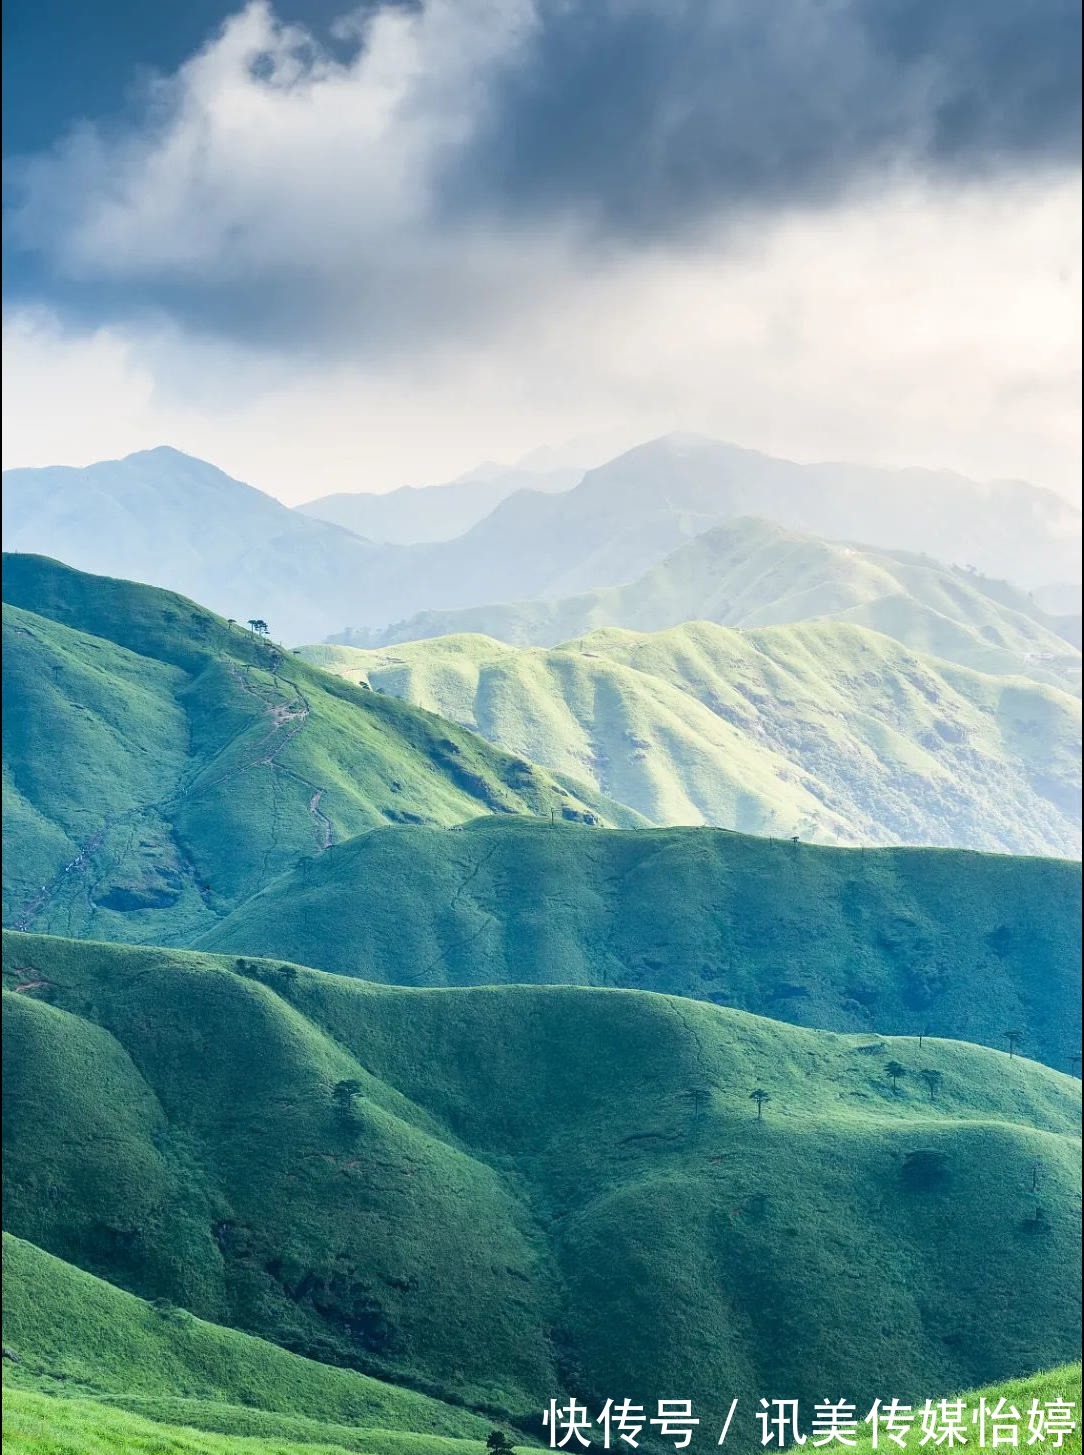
xmin=2 ymin=1 xmax=1080 ymax=500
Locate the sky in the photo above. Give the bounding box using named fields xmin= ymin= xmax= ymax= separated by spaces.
xmin=2 ymin=0 xmax=1081 ymax=504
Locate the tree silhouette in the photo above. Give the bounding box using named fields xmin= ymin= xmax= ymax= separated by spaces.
xmin=918 ymin=1025 xmax=932 ymax=1050
xmin=247 ymin=619 xmax=270 ymax=638
xmin=919 ymin=1069 xmax=943 ymax=1103
xmin=1003 ymin=1028 xmax=1024 ymax=1060
xmin=1030 ymin=1159 xmax=1045 ymax=1195
xmin=885 ymin=1061 xmax=907 ymax=1093
xmin=486 ymin=1432 xmax=517 ymax=1453
xmin=332 ymin=1078 xmax=363 ymax=1122
xmin=680 ymin=1085 xmax=714 ymax=1122
xmin=749 ymin=1088 xmax=770 ymax=1120
xmin=226 ymin=618 xmax=236 ymax=631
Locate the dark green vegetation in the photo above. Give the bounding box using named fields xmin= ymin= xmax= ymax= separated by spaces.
xmin=334 ymin=518 xmax=1081 ymax=693
xmin=3 ymin=932 xmax=1081 ymax=1452
xmin=194 ymin=819 xmax=1082 ymax=1070
xmin=304 ymin=617 xmax=1081 ymax=855
xmin=2 ymin=554 xmax=636 ymax=945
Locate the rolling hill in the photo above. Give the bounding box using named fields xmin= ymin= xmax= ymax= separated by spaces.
xmin=5 ymin=438 xmax=1079 ymax=642
xmin=194 ymin=818 xmax=1082 ymax=1070
xmin=302 ymin=620 xmax=1082 ymax=856
xmin=1 ymin=555 xmax=635 ymax=947
xmin=3 ymin=932 xmax=1080 ymax=1451
xmin=339 ymin=518 xmax=1081 ymax=692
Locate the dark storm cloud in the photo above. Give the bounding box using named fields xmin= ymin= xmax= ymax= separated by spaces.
xmin=451 ymin=0 xmax=1081 ymax=233
xmin=3 ymin=0 xmax=1080 ymax=355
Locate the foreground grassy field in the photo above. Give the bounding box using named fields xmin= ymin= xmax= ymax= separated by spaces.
xmin=7 ymin=1367 xmax=1080 ymax=1454
xmin=192 ymin=818 xmax=1082 ymax=1069
xmin=4 ymin=933 xmax=1080 ymax=1448
xmin=2 ymin=554 xmax=636 ymax=945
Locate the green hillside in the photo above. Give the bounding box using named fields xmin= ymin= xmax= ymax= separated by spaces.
xmin=1 ymin=554 xmax=637 ymax=946
xmin=193 ymin=819 xmax=1082 ymax=1070
xmin=6 ymin=1369 xmax=1079 ymax=1455
xmin=336 ymin=519 xmax=1081 ymax=691
xmin=1 ymin=1235 xmax=498 ymax=1450
xmin=3 ymin=933 xmax=1080 ymax=1451
xmin=303 ymin=618 xmax=1082 ymax=855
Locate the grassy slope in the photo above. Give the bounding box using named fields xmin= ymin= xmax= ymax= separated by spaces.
xmin=302 ymin=618 xmax=1082 ymax=855
xmin=1 ymin=1235 xmax=496 ymax=1449
xmin=193 ymin=819 xmax=1082 ymax=1070
xmin=341 ymin=519 xmax=1081 ymax=691
xmin=1 ymin=1388 xmax=493 ymax=1454
xmin=3 ymin=932 xmax=1080 ymax=1451
xmin=1 ymin=554 xmax=638 ymax=945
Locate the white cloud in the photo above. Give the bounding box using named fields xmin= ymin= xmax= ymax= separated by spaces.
xmin=5 ymin=172 xmax=1080 ymax=502
xmin=3 ymin=0 xmax=1079 ymax=501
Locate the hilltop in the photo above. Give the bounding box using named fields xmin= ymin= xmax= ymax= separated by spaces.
xmin=0 ymin=448 xmax=388 ymax=644
xmin=1 ymin=555 xmax=635 ymax=946
xmin=3 ymin=932 xmax=1080 ymax=1451
xmin=193 ymin=819 xmax=1082 ymax=1070
xmin=303 ymin=619 xmax=1082 ymax=856
xmin=339 ymin=518 xmax=1080 ymax=692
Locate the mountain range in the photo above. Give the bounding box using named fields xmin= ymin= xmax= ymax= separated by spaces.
xmin=338 ymin=517 xmax=1080 ymax=689
xmin=3 ymin=441 xmax=1082 ymax=1455
xmin=297 ymin=461 xmax=581 ymax=543
xmin=4 ymin=438 xmax=1079 ymax=644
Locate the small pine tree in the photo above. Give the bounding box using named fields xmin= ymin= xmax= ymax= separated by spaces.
xmin=749 ymin=1088 xmax=769 ymax=1120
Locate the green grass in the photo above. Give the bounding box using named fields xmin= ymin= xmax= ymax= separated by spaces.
xmin=1 ymin=554 xmax=639 ymax=944
xmin=847 ymin=1365 xmax=1083 ymax=1455
xmin=301 ymin=614 xmax=1081 ymax=856
xmin=1 ymin=1235 xmax=496 ymax=1445
xmin=186 ymin=818 xmax=1082 ymax=1070
xmin=1 ymin=1388 xmax=500 ymax=1454
xmin=3 ymin=932 xmax=1080 ymax=1450
xmin=333 ymin=517 xmax=1081 ymax=692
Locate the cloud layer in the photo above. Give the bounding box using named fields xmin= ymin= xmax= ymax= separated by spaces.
xmin=2 ymin=0 xmax=1080 ymax=498
xmin=6 ymin=0 xmax=1081 ymax=353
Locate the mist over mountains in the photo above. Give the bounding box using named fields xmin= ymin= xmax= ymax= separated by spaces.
xmin=3 ymin=435 xmax=1079 ymax=646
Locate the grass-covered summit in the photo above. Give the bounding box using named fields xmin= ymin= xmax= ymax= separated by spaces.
xmin=303 ymin=616 xmax=1081 ymax=855
xmin=1 ymin=554 xmax=637 ymax=945
xmin=195 ymin=818 xmax=1082 ymax=1070
xmin=3 ymin=932 xmax=1080 ymax=1450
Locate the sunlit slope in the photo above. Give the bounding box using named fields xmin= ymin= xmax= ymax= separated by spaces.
xmin=3 ymin=933 xmax=1080 ymax=1446
xmin=340 ymin=519 xmax=1080 ymax=691
xmin=194 ymin=819 xmax=1082 ymax=1070
xmin=304 ymin=619 xmax=1081 ymax=854
xmin=1 ymin=555 xmax=638 ymax=944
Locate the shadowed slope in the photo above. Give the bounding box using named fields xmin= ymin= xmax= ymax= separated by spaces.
xmin=193 ymin=818 xmax=1082 ymax=1071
